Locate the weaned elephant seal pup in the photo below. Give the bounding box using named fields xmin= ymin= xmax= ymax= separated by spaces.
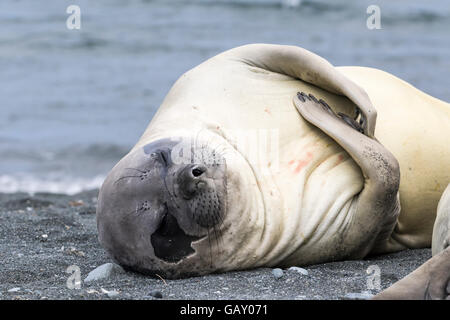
xmin=432 ymin=184 xmax=450 ymax=256
xmin=96 ymin=44 xmax=450 ymax=281
xmin=374 ymin=184 xmax=450 ymax=300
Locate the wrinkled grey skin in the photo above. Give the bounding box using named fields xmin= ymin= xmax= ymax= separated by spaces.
xmin=96 ymin=138 xmax=227 ymax=278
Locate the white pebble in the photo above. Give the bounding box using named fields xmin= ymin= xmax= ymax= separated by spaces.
xmin=272 ymin=268 xmax=284 ymax=278
xmin=343 ymin=291 xmax=374 ymax=300
xmin=84 ymin=263 xmax=124 ymax=282
xmin=107 ymin=290 xmax=119 ymax=298
xmin=288 ymin=266 xmax=309 ymax=276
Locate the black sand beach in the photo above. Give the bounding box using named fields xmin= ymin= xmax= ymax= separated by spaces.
xmin=0 ymin=190 xmax=431 ymax=300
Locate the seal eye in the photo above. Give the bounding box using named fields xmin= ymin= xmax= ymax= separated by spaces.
xmin=150 ymin=150 xmax=169 ymax=167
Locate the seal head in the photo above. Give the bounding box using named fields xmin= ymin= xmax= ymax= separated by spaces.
xmin=96 ymin=137 xmax=227 ymax=278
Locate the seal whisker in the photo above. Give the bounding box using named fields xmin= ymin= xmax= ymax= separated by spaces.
xmin=113 ymin=175 xmax=141 ymax=184
xmin=206 ymin=226 xmax=213 ymax=267
xmin=211 ymin=221 xmax=223 ymax=252
xmin=124 ymin=167 xmax=147 ymax=174
xmin=119 ymin=207 xmax=140 ymax=222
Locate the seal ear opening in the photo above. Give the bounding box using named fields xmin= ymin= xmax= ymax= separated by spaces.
xmin=151 ymin=207 xmax=203 ymax=263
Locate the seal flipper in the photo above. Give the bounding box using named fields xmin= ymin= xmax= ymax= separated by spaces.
xmin=375 ymin=185 xmax=450 ymax=299
xmin=373 ymin=247 xmax=450 ymax=300
xmin=432 ymin=184 xmax=450 ymax=255
xmin=293 ymin=92 xmax=401 ymax=258
xmin=223 ymin=44 xmax=377 ymax=137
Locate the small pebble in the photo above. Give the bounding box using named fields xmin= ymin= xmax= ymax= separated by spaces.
xmin=69 ymin=200 xmax=84 ymax=207
xmin=272 ymin=268 xmax=284 ymax=278
xmin=101 ymin=288 xmax=119 ymax=298
xmin=343 ymin=291 xmax=374 ymax=300
xmin=288 ymin=266 xmax=309 ymax=276
xmin=107 ymin=290 xmax=119 ymax=298
xmin=67 ymin=246 xmax=85 ymax=257
xmin=84 ymin=263 xmax=124 ymax=282
xmin=8 ymin=287 xmax=21 ymax=293
xmin=149 ymin=290 xmax=163 ymax=299
xmin=86 ymin=289 xmax=100 ymax=294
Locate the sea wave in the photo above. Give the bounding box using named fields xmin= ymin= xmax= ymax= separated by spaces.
xmin=0 ymin=174 xmax=105 ymax=195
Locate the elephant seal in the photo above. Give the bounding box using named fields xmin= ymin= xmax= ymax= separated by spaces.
xmin=374 ymin=184 xmax=450 ymax=300
xmin=96 ymin=44 xmax=450 ymax=283
xmin=432 ymin=184 xmax=450 ymax=256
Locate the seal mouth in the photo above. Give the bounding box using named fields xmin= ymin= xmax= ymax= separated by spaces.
xmin=150 ymin=203 xmax=204 ymax=263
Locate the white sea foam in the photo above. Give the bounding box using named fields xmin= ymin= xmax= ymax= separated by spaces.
xmin=0 ymin=174 xmax=106 ymax=195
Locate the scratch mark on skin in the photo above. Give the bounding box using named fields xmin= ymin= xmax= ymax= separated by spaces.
xmin=264 ymin=108 xmax=271 ymax=115
xmin=290 ymin=152 xmax=314 ymax=174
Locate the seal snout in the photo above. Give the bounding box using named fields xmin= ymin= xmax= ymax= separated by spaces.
xmin=177 ymin=164 xmax=208 ymax=200
xmin=174 ymin=162 xmax=226 ymax=229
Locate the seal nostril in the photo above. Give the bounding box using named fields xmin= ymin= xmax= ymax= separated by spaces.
xmin=192 ymin=167 xmax=204 ymax=177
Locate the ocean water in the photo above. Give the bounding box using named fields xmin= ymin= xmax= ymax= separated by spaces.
xmin=0 ymin=0 xmax=449 ymax=194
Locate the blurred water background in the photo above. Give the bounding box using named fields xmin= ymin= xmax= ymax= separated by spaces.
xmin=0 ymin=0 xmax=449 ymax=194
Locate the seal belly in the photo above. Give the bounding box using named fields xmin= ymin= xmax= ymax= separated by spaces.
xmin=338 ymin=66 xmax=450 ymax=249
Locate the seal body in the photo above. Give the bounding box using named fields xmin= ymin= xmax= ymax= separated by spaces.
xmin=97 ymin=44 xmax=450 ymax=278
xmin=136 ymin=47 xmax=450 ymax=256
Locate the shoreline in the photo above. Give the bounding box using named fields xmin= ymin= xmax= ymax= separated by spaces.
xmin=0 ymin=190 xmax=430 ymax=300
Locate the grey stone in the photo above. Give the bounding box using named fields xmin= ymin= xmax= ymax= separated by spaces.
xmin=342 ymin=291 xmax=374 ymax=300
xmin=272 ymin=268 xmax=284 ymax=279
xmin=107 ymin=290 xmax=119 ymax=298
xmin=288 ymin=266 xmax=309 ymax=276
xmin=84 ymin=263 xmax=124 ymax=283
